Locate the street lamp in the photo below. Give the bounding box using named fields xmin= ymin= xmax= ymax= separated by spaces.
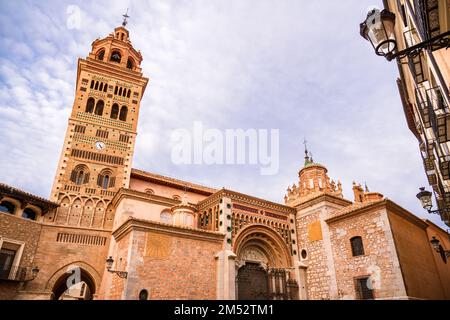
xmin=31 ymin=266 xmax=39 ymax=279
xmin=360 ymin=8 xmax=450 ymax=61
xmin=416 ymin=187 xmax=450 ymax=225
xmin=430 ymin=237 xmax=450 ymax=260
xmin=416 ymin=187 xmax=433 ymax=212
xmin=105 ymin=256 xmax=128 ymax=279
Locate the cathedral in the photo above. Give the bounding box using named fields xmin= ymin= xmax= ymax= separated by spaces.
xmin=0 ymin=22 xmax=449 ymax=300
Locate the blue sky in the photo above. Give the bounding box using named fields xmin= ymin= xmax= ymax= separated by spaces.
xmin=0 ymin=0 xmax=445 ymax=228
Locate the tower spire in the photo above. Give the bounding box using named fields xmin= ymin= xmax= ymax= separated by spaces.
xmin=303 ymin=138 xmax=312 ymax=166
xmin=122 ymin=8 xmax=130 ymax=27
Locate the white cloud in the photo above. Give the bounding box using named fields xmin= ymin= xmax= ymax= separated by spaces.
xmin=0 ymin=0 xmax=445 ymax=229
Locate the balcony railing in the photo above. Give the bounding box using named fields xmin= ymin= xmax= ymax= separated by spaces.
xmin=0 ymin=266 xmax=35 ymax=282
xmin=426 ymin=86 xmax=449 ymax=113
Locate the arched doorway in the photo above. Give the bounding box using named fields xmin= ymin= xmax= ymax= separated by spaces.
xmin=51 ymin=266 xmax=96 ymax=300
xmin=237 ymin=263 xmax=269 ymax=300
xmin=234 ymin=225 xmax=298 ymax=300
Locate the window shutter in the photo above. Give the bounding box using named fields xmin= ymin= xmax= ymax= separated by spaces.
xmin=84 ymin=172 xmax=90 ymax=184
xmin=109 ymin=177 xmax=116 ymax=188
xmin=70 ymin=170 xmax=77 ymax=183
xmin=97 ymin=174 xmax=103 ymax=187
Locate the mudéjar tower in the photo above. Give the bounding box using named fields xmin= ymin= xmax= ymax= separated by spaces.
xmin=49 ymin=23 xmax=148 ymax=229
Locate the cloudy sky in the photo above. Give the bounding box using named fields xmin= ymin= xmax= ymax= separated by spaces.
xmin=0 ymin=0 xmax=445 ymax=228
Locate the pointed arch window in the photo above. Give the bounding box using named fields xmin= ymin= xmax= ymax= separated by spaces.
xmin=127 ymin=89 xmax=131 ymax=98
xmin=95 ymin=100 xmax=104 ymax=116
xmin=110 ymin=51 xmax=121 ymax=63
xmin=110 ymin=103 xmax=119 ymax=119
xmin=103 ymin=83 xmax=108 ymax=92
xmin=86 ymin=98 xmax=95 ymax=113
xmin=94 ymin=81 xmax=99 ymax=90
xmin=90 ymin=80 xmax=95 ymax=89
xmin=119 ymin=106 xmax=128 ymax=121
xmin=99 ymin=83 xmax=103 ymax=91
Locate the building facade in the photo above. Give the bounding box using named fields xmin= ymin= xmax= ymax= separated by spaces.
xmin=1 ymin=22 xmax=450 ymax=300
xmin=384 ymin=0 xmax=450 ymax=226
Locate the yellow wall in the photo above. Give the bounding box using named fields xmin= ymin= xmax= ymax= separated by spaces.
xmin=387 ymin=211 xmax=448 ymax=299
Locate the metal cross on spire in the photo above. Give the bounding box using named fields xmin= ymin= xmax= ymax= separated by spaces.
xmin=303 ymin=138 xmax=308 ymax=156
xmin=122 ymin=8 xmax=130 ymax=27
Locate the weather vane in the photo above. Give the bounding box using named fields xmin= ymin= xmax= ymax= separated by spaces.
xmin=122 ymin=8 xmax=130 ymax=27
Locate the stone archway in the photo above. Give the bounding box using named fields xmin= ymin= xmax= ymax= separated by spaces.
xmin=233 ymin=225 xmax=297 ymax=300
xmin=46 ymin=262 xmax=99 ymax=300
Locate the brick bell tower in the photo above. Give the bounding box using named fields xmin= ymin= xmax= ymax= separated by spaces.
xmin=49 ymin=18 xmax=149 ymax=229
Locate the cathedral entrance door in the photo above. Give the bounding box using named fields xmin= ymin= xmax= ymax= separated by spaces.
xmin=237 ymin=263 xmax=269 ymax=300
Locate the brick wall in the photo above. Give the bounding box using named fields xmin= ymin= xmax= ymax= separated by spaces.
xmin=0 ymin=213 xmax=42 ymax=299
xmin=106 ymin=219 xmax=224 ymax=300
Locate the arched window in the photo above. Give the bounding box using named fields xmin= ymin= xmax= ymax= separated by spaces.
xmin=110 ymin=51 xmax=121 ymax=63
xmin=103 ymin=83 xmax=108 ymax=92
xmin=122 ymin=89 xmax=126 ymax=97
xmin=97 ymin=50 xmax=105 ymax=61
xmin=127 ymin=58 xmax=134 ymax=70
xmin=90 ymin=80 xmax=95 ymax=89
xmin=114 ymin=86 xmax=118 ymax=95
xmin=22 ymin=208 xmax=37 ymax=220
xmin=350 ymin=236 xmax=365 ymax=257
xmin=0 ymin=201 xmax=15 ymax=214
xmin=95 ymin=100 xmax=104 ymax=116
xmin=119 ymin=106 xmax=128 ymax=121
xmin=99 ymin=83 xmax=103 ymax=91
xmin=127 ymin=89 xmax=131 ymax=98
xmin=94 ymin=81 xmax=99 ymax=90
xmin=97 ymin=170 xmax=115 ymax=189
xmin=110 ymin=104 xmax=119 ymax=119
xmin=102 ymin=175 xmax=110 ymax=189
xmin=85 ymin=98 xmax=95 ymax=113
xmin=139 ymin=289 xmax=148 ymax=300
xmin=70 ymin=165 xmax=90 ymax=185
xmin=118 ymin=87 xmax=122 ymax=96
xmin=160 ymin=210 xmax=173 ymax=224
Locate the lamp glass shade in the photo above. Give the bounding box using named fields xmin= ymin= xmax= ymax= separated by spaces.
xmin=361 ymin=9 xmax=397 ymax=57
xmin=31 ymin=266 xmax=39 ymax=278
xmin=416 ymin=187 xmax=433 ymax=211
xmin=106 ymin=256 xmax=114 ymax=270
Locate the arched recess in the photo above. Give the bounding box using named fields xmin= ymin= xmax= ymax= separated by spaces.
xmin=55 ymin=196 xmax=70 ymax=224
xmin=92 ymin=201 xmax=105 ymax=228
xmin=68 ymin=198 xmax=82 ymax=226
xmin=80 ymin=199 xmax=94 ymax=227
xmin=103 ymin=203 xmax=115 ymax=229
xmin=233 ymin=224 xmax=292 ymax=269
xmin=46 ymin=261 xmax=100 ymax=300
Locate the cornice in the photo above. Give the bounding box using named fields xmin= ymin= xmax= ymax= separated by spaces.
xmin=77 ymin=58 xmax=149 ymax=91
xmin=112 ymin=217 xmax=225 ymax=243
xmin=325 ymin=199 xmax=429 ymax=230
xmin=198 ymin=189 xmax=296 ymax=215
xmin=111 ymin=188 xmax=189 ymax=209
xmin=293 ymin=192 xmax=352 ymax=211
xmin=130 ymin=168 xmax=217 ymax=196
